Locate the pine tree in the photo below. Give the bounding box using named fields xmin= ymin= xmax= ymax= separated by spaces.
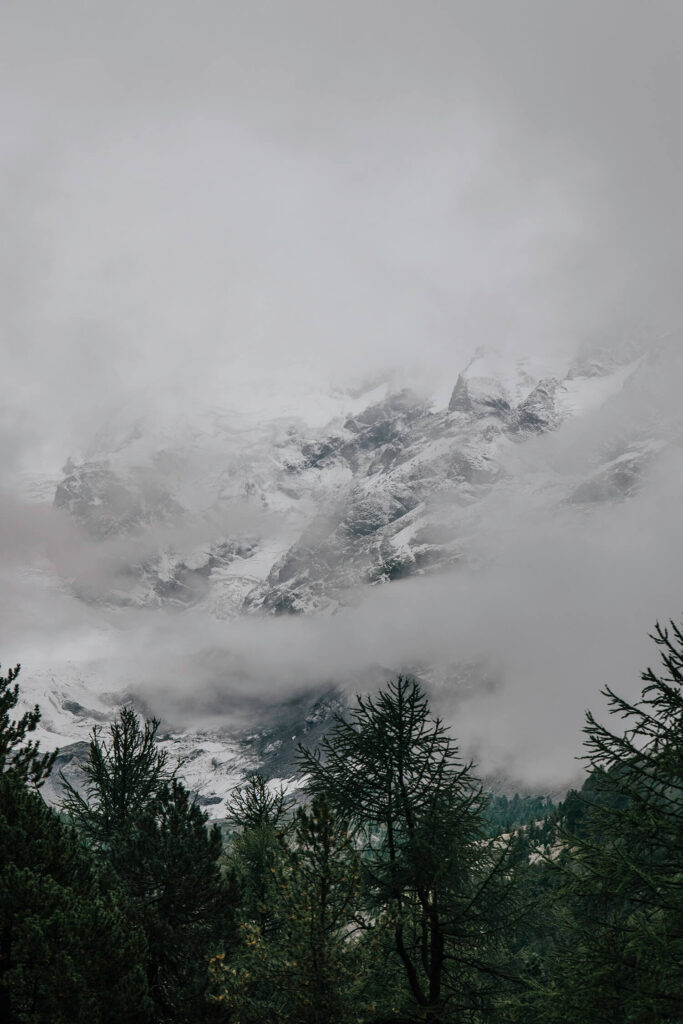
xmin=0 ymin=664 xmax=55 ymax=786
xmin=61 ymin=706 xmax=172 ymax=851
xmin=226 ymin=772 xmax=293 ymax=832
xmin=217 ymin=786 xmax=370 ymax=1024
xmin=298 ymin=677 xmax=519 ymax=1023
xmin=0 ymin=671 xmax=149 ymax=1023
xmin=120 ymin=779 xmax=234 ymax=1023
xmin=63 ymin=708 xmax=233 ymax=1024
xmin=225 ymin=773 xmax=294 ymax=936
xmin=280 ymin=795 xmax=364 ymax=1024
xmin=545 ymin=620 xmax=683 ymax=1023
xmin=0 ymin=773 xmax=151 ymax=1024
xmin=212 ymin=774 xmax=293 ymax=1022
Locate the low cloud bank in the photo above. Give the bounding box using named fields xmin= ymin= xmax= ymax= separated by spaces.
xmin=3 ymin=343 xmax=682 ymax=788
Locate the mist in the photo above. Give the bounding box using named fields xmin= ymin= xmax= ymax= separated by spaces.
xmin=2 ymin=2 xmax=682 ymax=787
xmin=4 ymin=2 xmax=681 ymax=463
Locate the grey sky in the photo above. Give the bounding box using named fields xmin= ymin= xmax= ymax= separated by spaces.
xmin=3 ymin=1 xmax=681 ymax=471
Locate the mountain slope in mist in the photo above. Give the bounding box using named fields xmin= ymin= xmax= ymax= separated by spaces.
xmin=47 ymin=344 xmax=649 ymax=617
xmin=12 ymin=336 xmax=683 ymax=814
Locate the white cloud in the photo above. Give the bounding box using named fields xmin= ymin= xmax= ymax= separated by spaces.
xmin=1 ymin=1 xmax=682 ymax=788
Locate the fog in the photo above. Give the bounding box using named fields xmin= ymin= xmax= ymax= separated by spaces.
xmin=1 ymin=2 xmax=682 ymax=786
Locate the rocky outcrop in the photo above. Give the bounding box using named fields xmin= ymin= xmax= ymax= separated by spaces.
xmin=448 ymin=373 xmax=511 ymax=419
xmin=512 ymin=378 xmax=562 ymax=433
xmin=51 ymin=348 xmax=646 ymax=619
xmin=54 ymin=460 xmax=180 ymax=538
xmin=448 ymin=374 xmax=472 ymax=413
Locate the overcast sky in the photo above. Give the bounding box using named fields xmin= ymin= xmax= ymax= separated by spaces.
xmin=2 ymin=2 xmax=682 ymax=786
xmin=3 ymin=1 xmax=681 ymax=470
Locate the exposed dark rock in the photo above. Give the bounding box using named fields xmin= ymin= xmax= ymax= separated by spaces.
xmin=39 ymin=741 xmax=91 ymax=808
xmin=61 ymin=700 xmax=109 ymax=723
xmin=51 ymin=359 xmax=588 ymax=618
xmin=54 ymin=460 xmax=181 ymax=538
xmin=194 ymin=793 xmax=223 ymax=806
xmin=511 ymin=378 xmax=561 ymax=433
xmin=342 ymin=491 xmax=409 ymax=537
xmin=449 ymin=374 xmax=511 ymax=419
xmin=300 ymin=438 xmax=343 ymax=469
xmin=448 ymin=374 xmax=472 ymax=413
xmin=238 ymin=688 xmax=347 ymax=779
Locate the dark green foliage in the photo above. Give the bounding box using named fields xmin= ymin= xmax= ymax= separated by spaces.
xmin=542 ymin=620 xmax=683 ymax=1023
xmin=225 ymin=772 xmax=294 ymax=832
xmin=63 ymin=708 xmax=233 ymax=1024
xmin=217 ymin=787 xmax=368 ymax=1024
xmin=119 ymin=779 xmax=234 ymax=1023
xmin=213 ymin=774 xmax=296 ymax=1021
xmin=4 ymin=616 xmax=683 ymax=1024
xmin=61 ymin=706 xmax=172 ymax=849
xmin=483 ymin=793 xmax=556 ymax=837
xmin=299 ymin=677 xmax=521 ymax=1022
xmin=224 ymin=773 xmax=293 ymax=936
xmin=0 ymin=664 xmax=148 ymax=1022
xmin=0 ymin=664 xmax=55 ymax=787
xmin=0 ymin=771 xmax=149 ymax=1024
xmin=279 ymin=795 xmax=364 ymax=1023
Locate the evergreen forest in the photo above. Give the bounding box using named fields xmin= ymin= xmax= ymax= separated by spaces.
xmin=1 ymin=620 xmax=682 ymax=1023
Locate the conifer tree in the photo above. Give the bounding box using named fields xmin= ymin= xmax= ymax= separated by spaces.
xmin=217 ymin=785 xmax=369 ymax=1024
xmin=225 ymin=773 xmax=294 ymax=936
xmin=279 ymin=795 xmax=364 ymax=1024
xmin=299 ymin=677 xmax=519 ymax=1023
xmin=212 ymin=774 xmax=293 ymax=1021
xmin=63 ymin=708 xmax=232 ymax=1024
xmin=119 ymin=779 xmax=233 ymax=1023
xmin=545 ymin=620 xmax=683 ymax=1023
xmin=0 ymin=664 xmax=55 ymax=786
xmin=61 ymin=706 xmax=172 ymax=850
xmin=0 ymin=772 xmax=150 ymax=1024
xmin=0 ymin=668 xmax=149 ymax=1023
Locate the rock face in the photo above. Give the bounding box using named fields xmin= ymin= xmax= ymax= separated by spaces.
xmin=39 ymin=741 xmax=91 ymax=809
xmin=54 ymin=460 xmax=181 ymax=538
xmin=448 ymin=372 xmax=511 ymax=418
xmin=36 ymin=690 xmax=347 ymax=819
xmin=448 ymin=374 xmax=473 ymax=414
xmin=448 ymin=363 xmax=562 ymax=434
xmin=47 ymin=347 xmax=662 ymax=618
xmin=512 ymin=378 xmax=562 ymax=433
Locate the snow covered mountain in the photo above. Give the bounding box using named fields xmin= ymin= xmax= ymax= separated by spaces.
xmin=47 ymin=347 xmax=647 ymax=616
xmin=15 ymin=337 xmax=683 ymax=814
